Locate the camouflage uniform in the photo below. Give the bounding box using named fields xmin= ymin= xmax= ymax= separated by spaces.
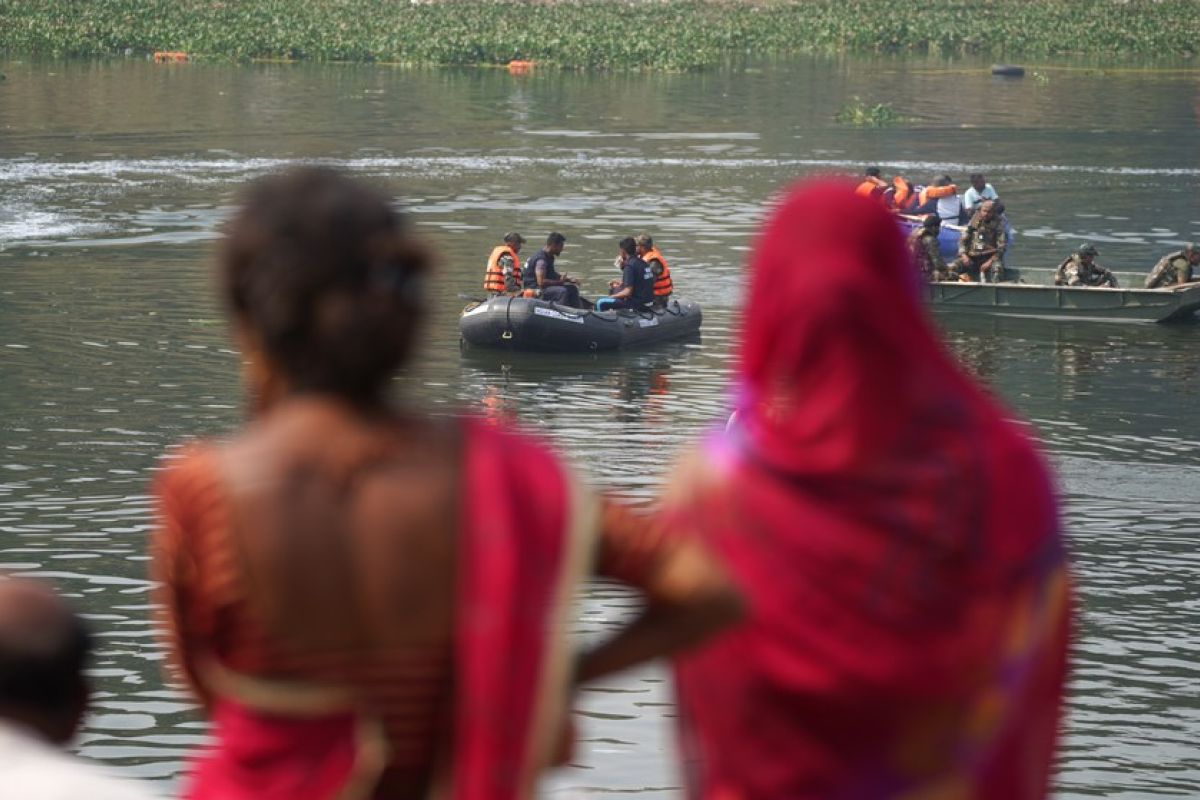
xmin=1054 ymin=255 xmax=1117 ymax=288
xmin=908 ymin=228 xmax=951 ymax=281
xmin=496 ymin=251 xmax=520 ymax=294
xmin=955 ymin=212 xmax=1008 ymax=282
xmin=1144 ymin=250 xmax=1196 ymax=288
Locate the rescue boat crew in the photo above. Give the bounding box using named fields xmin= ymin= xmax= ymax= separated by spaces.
xmin=482 ymin=232 xmax=524 ymax=295
xmin=912 ymin=175 xmax=961 ymax=223
xmin=855 ymin=167 xmax=889 ymax=200
xmin=635 ymin=233 xmax=673 ymax=306
xmin=1144 ymin=243 xmax=1199 ymax=288
xmin=523 ymin=232 xmax=586 ymax=308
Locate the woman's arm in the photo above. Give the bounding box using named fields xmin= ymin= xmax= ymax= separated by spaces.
xmin=575 ymin=499 xmax=742 ymax=684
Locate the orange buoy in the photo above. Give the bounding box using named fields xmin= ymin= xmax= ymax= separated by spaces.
xmin=507 ymin=60 xmax=533 ymax=75
xmin=153 ymin=52 xmax=189 ymax=63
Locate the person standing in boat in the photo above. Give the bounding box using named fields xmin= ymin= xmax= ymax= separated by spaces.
xmin=962 ymin=173 xmax=999 ymax=216
xmin=482 ymin=231 xmax=525 ymax=296
xmin=635 ymin=233 xmax=674 ymax=306
xmin=523 ymin=232 xmax=586 ymax=308
xmin=1144 ymin=243 xmax=1199 ymax=288
xmin=598 ymin=237 xmax=655 ymax=311
xmin=908 ymin=215 xmax=951 ymax=282
xmin=954 ymin=200 xmax=1008 ymax=283
xmin=1055 ymin=243 xmax=1118 ymax=288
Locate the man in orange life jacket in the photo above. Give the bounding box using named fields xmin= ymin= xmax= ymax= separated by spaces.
xmin=911 ymin=175 xmax=961 ymax=223
xmin=855 ymin=167 xmax=889 ymax=200
xmin=635 ymin=233 xmax=673 ymax=307
xmin=482 ymin=232 xmax=525 ymax=296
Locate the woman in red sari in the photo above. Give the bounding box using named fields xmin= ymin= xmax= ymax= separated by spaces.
xmin=665 ymin=180 xmax=1071 ymax=799
xmin=151 ymin=167 xmax=739 ymax=800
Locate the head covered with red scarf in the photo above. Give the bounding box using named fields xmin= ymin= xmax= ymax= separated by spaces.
xmin=673 ymin=179 xmax=1071 ymax=800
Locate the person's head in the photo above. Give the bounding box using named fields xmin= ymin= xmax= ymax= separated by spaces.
xmin=864 ymin=166 xmax=881 ymax=178
xmin=922 ymin=214 xmax=941 ymax=232
xmin=220 ymin=167 xmax=430 ymax=413
xmin=503 ymin=231 xmax=525 ymax=253
xmin=545 ymin=232 xmax=566 ymax=256
xmin=991 ymin=201 xmax=1005 ymax=218
xmin=618 ymin=236 xmax=638 ymax=261
xmin=969 ymin=173 xmax=986 ymax=192
xmin=635 ymin=233 xmax=653 ymax=255
xmin=1077 ymin=243 xmax=1098 ymax=263
xmin=1185 ymin=243 xmax=1200 ymax=264
xmin=931 ymin=175 xmax=948 ymax=188
xmin=0 ymin=577 xmax=91 ymax=745
xmin=978 ymin=200 xmax=996 ymax=219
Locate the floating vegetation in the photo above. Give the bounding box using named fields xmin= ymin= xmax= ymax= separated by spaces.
xmin=0 ymin=1 xmax=1197 ymax=70
xmin=835 ymin=98 xmax=905 ymax=127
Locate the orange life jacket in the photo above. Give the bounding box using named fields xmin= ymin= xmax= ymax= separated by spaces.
xmin=855 ymin=176 xmax=888 ymax=198
xmin=917 ymin=183 xmax=957 ymax=208
xmin=644 ymin=248 xmax=673 ymax=297
xmin=892 ymin=176 xmax=916 ymax=210
xmin=483 ymin=245 xmax=521 ymax=293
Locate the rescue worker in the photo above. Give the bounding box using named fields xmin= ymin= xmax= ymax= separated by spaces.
xmin=912 ymin=175 xmax=961 ymax=223
xmin=961 ymin=172 xmax=999 ymax=215
xmin=908 ymin=215 xmax=951 ymax=282
xmin=1144 ymin=243 xmax=1199 ymax=288
xmin=482 ymin=232 xmax=525 ymax=295
xmin=890 ymin=175 xmax=917 ymax=212
xmin=855 ymin=167 xmax=889 ymax=200
xmin=1055 ymin=243 xmax=1118 ymax=288
xmin=954 ymin=200 xmax=1008 ymax=283
xmin=635 ymin=233 xmax=673 ymax=306
xmin=597 ymin=237 xmax=655 ymax=311
xmin=523 ymin=231 xmax=586 ymax=308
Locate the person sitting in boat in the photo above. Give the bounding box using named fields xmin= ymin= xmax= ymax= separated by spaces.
xmin=523 ymin=231 xmax=586 ymax=308
xmin=854 ymin=166 xmax=888 ymax=200
xmin=961 ymin=172 xmax=999 ymax=216
xmin=954 ymin=200 xmax=1008 ymax=283
xmin=635 ymin=233 xmax=673 ymax=306
xmin=597 ymin=237 xmax=655 ymax=311
xmin=1144 ymin=242 xmax=1199 ymax=288
xmin=908 ymin=215 xmax=952 ymax=282
xmin=482 ymin=231 xmax=525 ymax=296
xmin=1055 ymin=243 xmax=1118 ymax=288
xmin=911 ymin=175 xmax=961 ymax=223
xmin=890 ymin=175 xmax=917 ymax=212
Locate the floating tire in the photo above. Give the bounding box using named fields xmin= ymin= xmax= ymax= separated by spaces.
xmin=991 ymin=64 xmax=1026 ymax=77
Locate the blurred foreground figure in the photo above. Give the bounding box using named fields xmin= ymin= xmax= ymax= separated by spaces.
xmin=151 ymin=168 xmax=737 ymax=800
xmin=663 ymin=181 xmax=1071 ymax=799
xmin=0 ymin=576 xmax=158 ymax=799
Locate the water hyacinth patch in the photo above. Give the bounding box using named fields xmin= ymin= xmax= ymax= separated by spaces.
xmin=0 ymin=0 xmax=1196 ymax=70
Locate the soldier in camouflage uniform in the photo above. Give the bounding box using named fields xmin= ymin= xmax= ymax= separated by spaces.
xmin=954 ymin=200 xmax=1008 ymax=283
xmin=908 ymin=215 xmax=951 ymax=282
xmin=1144 ymin=243 xmax=1199 ymax=288
xmin=1054 ymin=243 xmax=1118 ymax=288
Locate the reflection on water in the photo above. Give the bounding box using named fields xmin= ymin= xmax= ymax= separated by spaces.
xmin=1 ymin=54 xmax=1198 ymax=796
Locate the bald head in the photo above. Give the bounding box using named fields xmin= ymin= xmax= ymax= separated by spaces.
xmin=0 ymin=576 xmax=90 ymax=742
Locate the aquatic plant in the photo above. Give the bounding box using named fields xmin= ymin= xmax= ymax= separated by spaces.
xmin=0 ymin=1 xmax=1196 ymax=70
xmin=835 ymin=98 xmax=905 ymax=127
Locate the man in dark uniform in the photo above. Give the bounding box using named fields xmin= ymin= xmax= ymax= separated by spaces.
xmin=1054 ymin=243 xmax=1118 ymax=288
xmin=1144 ymin=243 xmax=1199 ymax=288
xmin=522 ymin=232 xmax=585 ymax=308
xmin=601 ymin=237 xmax=654 ymax=311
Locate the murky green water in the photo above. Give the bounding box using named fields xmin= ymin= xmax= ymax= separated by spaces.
xmin=1 ymin=55 xmax=1198 ymax=796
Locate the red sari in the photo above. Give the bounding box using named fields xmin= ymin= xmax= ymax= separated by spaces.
xmin=154 ymin=417 xmax=594 ymax=800
xmin=668 ymin=181 xmax=1071 ymax=799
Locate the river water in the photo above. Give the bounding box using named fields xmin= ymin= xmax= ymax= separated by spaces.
xmin=1 ymin=55 xmax=1198 ymax=796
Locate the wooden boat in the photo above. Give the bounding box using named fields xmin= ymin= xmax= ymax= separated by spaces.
xmin=459 ymin=295 xmax=702 ymax=351
xmin=926 ymin=268 xmax=1200 ymax=323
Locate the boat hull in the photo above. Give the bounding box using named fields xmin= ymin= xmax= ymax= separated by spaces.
xmin=925 ymin=281 xmax=1200 ymax=323
xmin=459 ymin=296 xmax=702 ymax=351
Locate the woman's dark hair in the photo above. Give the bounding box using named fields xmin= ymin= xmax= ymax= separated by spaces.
xmin=221 ymin=167 xmax=429 ymax=405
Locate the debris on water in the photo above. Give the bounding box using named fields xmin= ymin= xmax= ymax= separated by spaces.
xmin=991 ymin=64 xmax=1026 ymax=77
